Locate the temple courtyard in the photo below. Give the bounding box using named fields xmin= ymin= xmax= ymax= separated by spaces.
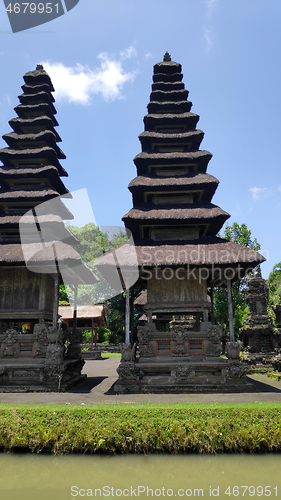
xmin=0 ymin=357 xmax=280 ymax=405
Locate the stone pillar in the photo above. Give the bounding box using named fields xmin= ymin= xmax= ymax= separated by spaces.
xmin=52 ymin=274 xmax=59 ymax=327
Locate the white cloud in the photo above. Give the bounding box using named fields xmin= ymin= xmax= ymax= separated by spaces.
xmin=278 ymin=186 xmax=281 ymax=192
xmin=249 ymin=187 xmax=268 ymax=200
xmin=206 ymin=0 xmax=218 ymax=18
xmin=204 ymin=29 xmax=214 ymax=52
xmin=145 ymin=53 xmax=152 ymax=59
xmin=119 ymin=45 xmax=137 ymax=60
xmin=42 ymin=49 xmax=137 ymax=105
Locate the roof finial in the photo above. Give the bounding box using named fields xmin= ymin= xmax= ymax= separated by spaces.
xmin=163 ymin=52 xmax=171 ymax=62
xmin=36 ymin=64 xmax=44 ymax=71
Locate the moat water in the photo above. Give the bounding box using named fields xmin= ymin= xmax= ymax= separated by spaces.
xmin=0 ymin=453 xmax=280 ymax=500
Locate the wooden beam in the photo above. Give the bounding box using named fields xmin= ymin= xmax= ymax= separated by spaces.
xmin=125 ymin=289 xmax=130 ymax=344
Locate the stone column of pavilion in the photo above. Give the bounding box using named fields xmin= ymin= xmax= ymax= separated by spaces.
xmin=0 ymin=66 xmax=96 ymax=390
xmin=116 ymin=53 xmax=265 ymax=392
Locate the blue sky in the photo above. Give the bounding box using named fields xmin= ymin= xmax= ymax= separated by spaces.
xmin=0 ymin=0 xmax=280 ymax=278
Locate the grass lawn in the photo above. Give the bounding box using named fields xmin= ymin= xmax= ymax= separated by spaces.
xmin=101 ymin=352 xmax=121 ymax=357
xmin=0 ymin=402 xmax=280 ymax=455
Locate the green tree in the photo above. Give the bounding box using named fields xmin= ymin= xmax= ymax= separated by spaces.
xmin=214 ymin=222 xmax=261 ymax=339
xmin=59 ymin=223 xmax=132 ymax=344
xmin=59 ymin=223 xmax=129 ymax=305
xmin=222 ymin=222 xmax=261 ymax=251
xmin=267 ymin=262 xmax=281 ymax=322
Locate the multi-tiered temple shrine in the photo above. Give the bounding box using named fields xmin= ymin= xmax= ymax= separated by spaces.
xmin=97 ymin=53 xmax=265 ymax=392
xmin=0 ymin=66 xmax=95 ymax=390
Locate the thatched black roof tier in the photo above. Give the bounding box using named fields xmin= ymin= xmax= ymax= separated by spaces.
xmin=150 ymin=89 xmax=189 ymax=102
xmin=18 ymin=90 xmax=55 ymax=105
xmin=9 ymin=116 xmax=62 ymax=142
xmin=153 ymin=72 xmax=183 ymax=83
xmin=23 ymin=68 xmax=54 ymax=91
xmin=0 ymin=146 xmax=67 ymax=175
xmin=123 ymin=204 xmax=229 ymax=238
xmin=123 ymin=202 xmax=229 ymax=219
xmin=128 ymin=173 xmax=219 ymax=189
xmin=134 ymin=150 xmax=212 ymax=176
xmin=0 ymin=215 xmax=77 ymax=246
xmin=21 ymin=83 xmax=55 ymax=95
xmin=95 ymin=237 xmax=265 ymax=278
xmin=14 ymin=104 xmax=58 ymax=124
xmin=144 ymin=111 xmax=199 ymax=130
xmin=152 ymin=82 xmax=185 ymax=91
xmin=128 ymin=173 xmax=219 ymax=204
xmin=0 ymin=187 xmax=59 ymax=200
xmin=2 ymin=131 xmax=66 ymax=159
xmin=153 ymin=61 xmax=182 ymax=74
xmin=0 ymin=242 xmax=97 ymax=285
xmin=147 ymin=100 xmax=192 ymax=114
xmin=0 ymin=165 xmax=69 ymax=195
xmin=139 ymin=129 xmax=204 ymax=151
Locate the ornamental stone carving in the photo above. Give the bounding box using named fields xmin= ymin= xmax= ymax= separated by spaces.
xmin=227 ymin=363 xmax=249 ymax=378
xmin=137 ymin=327 xmax=152 ymax=344
xmin=205 ymin=343 xmax=222 ymax=356
xmin=3 ymin=329 xmax=18 ymax=344
xmin=44 ymin=326 xmax=65 ymax=379
xmin=34 ymin=322 xmax=49 ymax=344
xmin=120 ymin=343 xmax=136 ymax=362
xmin=35 ymin=346 xmax=48 ymax=357
xmin=117 ymin=362 xmax=138 ymax=380
xmin=48 ymin=325 xmax=64 ymax=345
xmin=44 ymin=343 xmax=65 ymax=379
xmin=0 ymin=367 xmax=8 ymax=380
xmin=2 ymin=345 xmax=17 ymax=357
xmin=225 ymin=342 xmax=241 ymax=360
xmin=171 ymin=326 xmax=189 ymax=343
xmin=139 ymin=345 xmax=154 ymax=358
xmin=171 ymin=364 xmax=192 ymax=381
xmin=206 ymin=325 xmax=223 ymax=343
xmin=172 ymin=344 xmax=188 ymax=356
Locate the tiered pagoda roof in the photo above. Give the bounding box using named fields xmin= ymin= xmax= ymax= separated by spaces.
xmin=120 ymin=53 xmax=264 ymax=280
xmin=0 ymin=65 xmax=94 ymax=284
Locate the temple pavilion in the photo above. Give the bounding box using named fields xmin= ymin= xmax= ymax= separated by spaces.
xmin=96 ymin=53 xmax=265 ymax=392
xmin=0 ymin=65 xmax=96 ymax=390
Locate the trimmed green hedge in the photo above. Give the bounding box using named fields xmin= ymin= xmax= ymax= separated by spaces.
xmin=0 ymin=403 xmax=280 ymax=455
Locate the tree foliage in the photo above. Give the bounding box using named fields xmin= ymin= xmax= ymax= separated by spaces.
xmin=59 ymin=223 xmax=129 ymax=305
xmin=214 ymin=222 xmax=261 ymax=339
xmin=59 ymin=223 xmax=130 ymax=343
xmin=267 ymin=262 xmax=281 ymax=317
xmin=222 ymin=222 xmax=261 ymax=251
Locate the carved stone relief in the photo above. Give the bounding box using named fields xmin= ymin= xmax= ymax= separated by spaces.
xmin=172 ymin=344 xmax=188 ymax=356
xmin=171 ymin=364 xmax=193 ymax=381
xmin=205 ymin=343 xmax=222 ymax=356
xmin=117 ymin=361 xmax=138 ymax=380
xmin=139 ymin=344 xmax=154 ymax=358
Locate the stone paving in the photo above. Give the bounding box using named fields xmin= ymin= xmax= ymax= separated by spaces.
xmin=0 ymin=357 xmax=280 ymax=406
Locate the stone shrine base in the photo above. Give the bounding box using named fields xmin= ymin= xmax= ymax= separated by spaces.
xmin=0 ymin=325 xmax=86 ymax=392
xmin=115 ymin=324 xmax=251 ymax=393
xmin=115 ymin=358 xmax=252 ymax=394
xmin=0 ymin=358 xmax=85 ymax=392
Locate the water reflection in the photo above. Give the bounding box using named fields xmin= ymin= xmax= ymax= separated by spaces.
xmin=0 ymin=453 xmax=280 ymax=500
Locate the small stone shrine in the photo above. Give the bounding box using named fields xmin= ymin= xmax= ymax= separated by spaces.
xmin=240 ymin=266 xmax=280 ymax=352
xmin=96 ymin=53 xmax=265 ymax=392
xmin=0 ymin=66 xmax=96 ymax=391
